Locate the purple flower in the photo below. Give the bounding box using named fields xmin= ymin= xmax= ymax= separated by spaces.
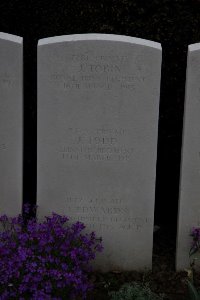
xmin=0 ymin=215 xmax=8 ymax=223
xmin=0 ymin=208 xmax=103 ymax=299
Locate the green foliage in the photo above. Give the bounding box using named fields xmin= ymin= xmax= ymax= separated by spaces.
xmin=109 ymin=282 xmax=164 ymax=300
xmin=187 ymin=280 xmax=200 ymax=300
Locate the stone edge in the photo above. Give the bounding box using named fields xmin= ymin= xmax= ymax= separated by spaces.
xmin=0 ymin=32 xmax=23 ymax=44
xmin=38 ymin=33 xmax=161 ymax=50
xmin=189 ymin=43 xmax=200 ymax=52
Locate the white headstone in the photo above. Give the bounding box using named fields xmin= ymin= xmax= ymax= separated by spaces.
xmin=177 ymin=43 xmax=200 ymax=270
xmin=0 ymin=33 xmax=23 ymax=217
xmin=37 ymin=34 xmax=161 ymax=271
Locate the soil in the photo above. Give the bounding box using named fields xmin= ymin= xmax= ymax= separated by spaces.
xmin=86 ymin=227 xmax=197 ymax=300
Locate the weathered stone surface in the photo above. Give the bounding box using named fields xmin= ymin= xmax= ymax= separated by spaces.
xmin=37 ymin=34 xmax=161 ymax=271
xmin=0 ymin=32 xmax=23 ymax=216
xmin=177 ymin=43 xmax=200 ymax=270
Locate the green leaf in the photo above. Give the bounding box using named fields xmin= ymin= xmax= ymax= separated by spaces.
xmin=187 ymin=280 xmax=200 ymax=300
xmin=190 ymin=247 xmax=198 ymax=257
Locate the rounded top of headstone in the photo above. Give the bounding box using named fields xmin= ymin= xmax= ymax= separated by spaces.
xmin=188 ymin=43 xmax=200 ymax=52
xmin=0 ymin=32 xmax=22 ymax=44
xmin=38 ymin=33 xmax=161 ymax=50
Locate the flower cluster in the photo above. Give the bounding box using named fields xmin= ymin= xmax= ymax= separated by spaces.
xmin=0 ymin=206 xmax=103 ymax=299
xmin=190 ymin=227 xmax=200 ymax=257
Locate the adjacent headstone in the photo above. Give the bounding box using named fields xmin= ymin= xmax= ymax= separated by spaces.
xmin=177 ymin=43 xmax=200 ymax=270
xmin=0 ymin=33 xmax=23 ymax=216
xmin=37 ymin=34 xmax=161 ymax=271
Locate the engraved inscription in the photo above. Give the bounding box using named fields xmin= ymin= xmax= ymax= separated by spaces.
xmin=49 ymin=52 xmax=145 ymax=91
xmin=51 ymin=73 xmax=143 ymax=91
xmin=72 ymin=54 xmax=128 ymax=63
xmin=0 ymin=144 xmax=6 ymax=151
xmin=65 ymin=194 xmax=153 ymax=232
xmin=58 ymin=127 xmax=134 ymax=162
xmin=0 ymin=72 xmax=15 ymax=88
xmin=79 ymin=64 xmax=121 ymax=73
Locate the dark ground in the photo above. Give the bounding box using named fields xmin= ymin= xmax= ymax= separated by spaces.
xmin=0 ymin=0 xmax=200 ymax=296
xmin=87 ymin=228 xmax=191 ymax=299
